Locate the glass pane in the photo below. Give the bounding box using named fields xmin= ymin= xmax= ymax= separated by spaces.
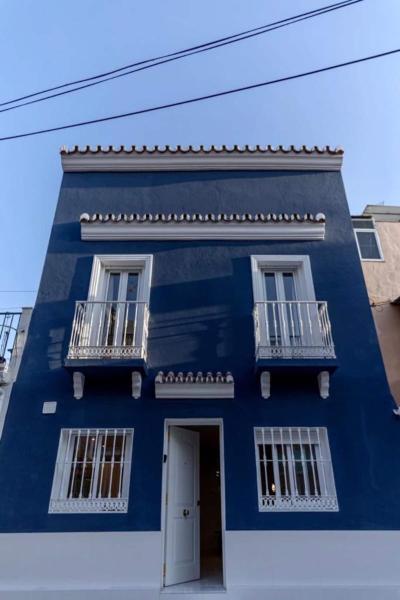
xmin=282 ymin=273 xmax=301 ymax=345
xmin=102 ymin=273 xmax=121 ymax=346
xmin=258 ymin=445 xmax=266 ymax=496
xmin=356 ymin=231 xmax=381 ymax=259
xmin=282 ymin=273 xmax=296 ymax=301
xmin=124 ymin=274 xmax=139 ymax=346
xmin=293 ymin=444 xmax=306 ymax=495
xmin=259 ymin=444 xmax=275 ymax=496
xmin=264 ymin=273 xmax=280 ymax=345
xmin=352 ymin=218 xmax=374 ymax=229
xmin=67 ymin=435 xmax=94 ymax=499
xmin=276 ymin=445 xmax=290 ymax=496
xmin=304 ymin=444 xmax=321 ymax=496
xmin=126 ymin=273 xmax=139 ymax=301
xmin=106 ymin=273 xmax=121 ymax=301
xmin=96 ymin=433 xmax=124 ymax=499
xmin=264 ymin=273 xmax=278 ymax=300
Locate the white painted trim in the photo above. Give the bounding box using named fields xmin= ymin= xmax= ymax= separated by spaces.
xmin=155 ymin=382 xmax=234 ymax=398
xmin=87 ymin=255 xmax=153 ymax=303
xmin=3 ymin=531 xmax=400 ymax=597
xmin=62 ymin=152 xmax=343 ymax=172
xmin=81 ymin=222 xmax=325 ymax=241
xmin=160 ymin=418 xmax=226 ymax=590
xmin=353 ymin=228 xmax=384 ymax=262
xmin=251 ymin=255 xmax=316 ymax=304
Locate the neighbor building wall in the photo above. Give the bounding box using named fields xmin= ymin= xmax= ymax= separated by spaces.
xmin=359 ymin=217 xmax=400 ymax=405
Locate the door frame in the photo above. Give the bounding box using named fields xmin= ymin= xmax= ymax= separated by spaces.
xmin=160 ymin=418 xmax=226 ymax=589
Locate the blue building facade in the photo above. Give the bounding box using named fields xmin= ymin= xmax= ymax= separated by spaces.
xmin=0 ymin=146 xmax=399 ymax=599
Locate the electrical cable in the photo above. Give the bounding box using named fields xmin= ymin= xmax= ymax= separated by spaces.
xmin=0 ymin=0 xmax=364 ymax=113
xmin=0 ymin=47 xmax=398 ymax=142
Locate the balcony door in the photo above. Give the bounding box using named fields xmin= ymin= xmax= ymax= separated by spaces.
xmin=263 ymin=271 xmax=301 ymax=351
xmin=101 ymin=270 xmax=140 ymax=350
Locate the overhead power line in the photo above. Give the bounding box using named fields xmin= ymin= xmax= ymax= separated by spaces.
xmin=1 ymin=47 xmax=398 ymax=143
xmin=0 ymin=290 xmax=37 ymax=293
xmin=0 ymin=0 xmax=364 ymax=114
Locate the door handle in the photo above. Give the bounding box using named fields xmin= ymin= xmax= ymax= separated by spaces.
xmin=183 ymin=509 xmax=189 ymax=518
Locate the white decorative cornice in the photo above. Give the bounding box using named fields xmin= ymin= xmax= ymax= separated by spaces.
xmin=155 ymin=371 xmax=234 ymax=399
xmin=80 ymin=213 xmax=326 ymax=241
xmin=81 ymin=212 xmax=325 ymax=224
xmin=61 ymin=145 xmax=343 ymax=172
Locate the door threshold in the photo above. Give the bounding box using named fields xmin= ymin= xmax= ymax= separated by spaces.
xmin=161 ymin=581 xmax=226 ymax=594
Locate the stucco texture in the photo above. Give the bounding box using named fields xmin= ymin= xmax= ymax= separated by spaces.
xmin=0 ymin=169 xmax=397 ymax=534
xmin=361 ymin=221 xmax=400 ymax=404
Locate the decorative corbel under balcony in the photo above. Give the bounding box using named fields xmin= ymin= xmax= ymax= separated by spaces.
xmin=155 ymin=371 xmax=234 ymax=399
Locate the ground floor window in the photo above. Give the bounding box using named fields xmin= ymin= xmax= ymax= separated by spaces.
xmin=254 ymin=427 xmax=338 ymax=512
xmin=49 ymin=428 xmax=133 ymax=513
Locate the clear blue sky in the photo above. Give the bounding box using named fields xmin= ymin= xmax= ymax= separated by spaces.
xmin=1 ymin=0 xmax=399 ymax=311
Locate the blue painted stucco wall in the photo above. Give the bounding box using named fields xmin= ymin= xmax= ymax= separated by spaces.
xmin=0 ymin=168 xmax=398 ymax=533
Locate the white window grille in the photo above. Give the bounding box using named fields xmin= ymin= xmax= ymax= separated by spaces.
xmin=49 ymin=428 xmax=133 ymax=514
xmin=254 ymin=427 xmax=338 ymax=512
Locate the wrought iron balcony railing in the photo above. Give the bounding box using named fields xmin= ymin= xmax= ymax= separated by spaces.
xmin=254 ymin=301 xmax=335 ymax=360
xmin=67 ymin=301 xmax=149 ymax=361
xmin=0 ymin=312 xmax=22 ymax=382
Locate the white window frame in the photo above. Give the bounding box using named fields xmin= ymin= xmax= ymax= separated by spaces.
xmin=49 ymin=428 xmax=134 ymax=514
xmin=251 ymin=255 xmax=316 ymax=304
xmin=250 ymin=255 xmax=336 ymax=359
xmin=254 ymin=426 xmax=338 ymax=512
xmin=79 ymin=254 xmax=153 ymax=359
xmin=353 ymin=219 xmax=384 ymax=262
xmin=88 ymin=255 xmax=153 ymax=303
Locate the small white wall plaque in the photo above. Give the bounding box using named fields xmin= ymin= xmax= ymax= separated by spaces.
xmin=42 ymin=402 xmax=57 ymax=414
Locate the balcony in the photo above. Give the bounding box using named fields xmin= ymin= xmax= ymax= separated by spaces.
xmin=66 ymin=300 xmax=149 ymax=365
xmin=65 ymin=301 xmax=149 ymax=399
xmin=253 ymin=300 xmax=337 ymax=383
xmin=0 ymin=309 xmax=32 ymax=392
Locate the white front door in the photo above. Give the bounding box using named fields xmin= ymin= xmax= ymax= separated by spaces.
xmin=165 ymin=426 xmax=200 ymax=587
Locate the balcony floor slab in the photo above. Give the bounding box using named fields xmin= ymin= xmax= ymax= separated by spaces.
xmin=255 ymin=358 xmax=338 ymax=375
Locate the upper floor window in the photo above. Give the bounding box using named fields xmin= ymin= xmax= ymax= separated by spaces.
xmin=254 ymin=427 xmax=338 ymax=512
xmin=251 ymin=256 xmax=335 ymax=360
xmin=49 ymin=428 xmax=134 ymax=513
xmin=67 ymin=255 xmax=152 ymax=361
xmin=352 ymin=218 xmax=383 ymax=261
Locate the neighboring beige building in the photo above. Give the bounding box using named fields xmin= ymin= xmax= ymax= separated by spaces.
xmin=352 ymin=205 xmax=400 ymax=405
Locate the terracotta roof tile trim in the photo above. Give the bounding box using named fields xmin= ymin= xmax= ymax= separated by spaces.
xmin=80 ymin=212 xmax=326 ymax=224
xmin=155 ymin=371 xmax=234 ymax=384
xmin=61 ymin=144 xmax=343 ymax=156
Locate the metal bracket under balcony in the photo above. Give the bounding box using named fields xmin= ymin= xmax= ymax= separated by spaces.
xmin=253 ymin=301 xmax=338 ymax=375
xmin=64 ymin=300 xmax=149 ymax=398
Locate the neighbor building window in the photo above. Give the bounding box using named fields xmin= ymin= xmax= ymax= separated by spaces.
xmin=352 ymin=218 xmax=383 ymax=261
xmin=49 ymin=428 xmax=134 ymax=513
xmin=254 ymin=427 xmax=338 ymax=512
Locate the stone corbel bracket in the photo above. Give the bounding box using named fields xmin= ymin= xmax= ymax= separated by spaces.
xmin=73 ymin=371 xmax=85 ymax=400
xmin=155 ymin=371 xmax=234 ymax=399
xmin=318 ymin=371 xmax=330 ymax=399
xmin=132 ymin=371 xmax=142 ymax=399
xmin=260 ymin=371 xmax=271 ymax=399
